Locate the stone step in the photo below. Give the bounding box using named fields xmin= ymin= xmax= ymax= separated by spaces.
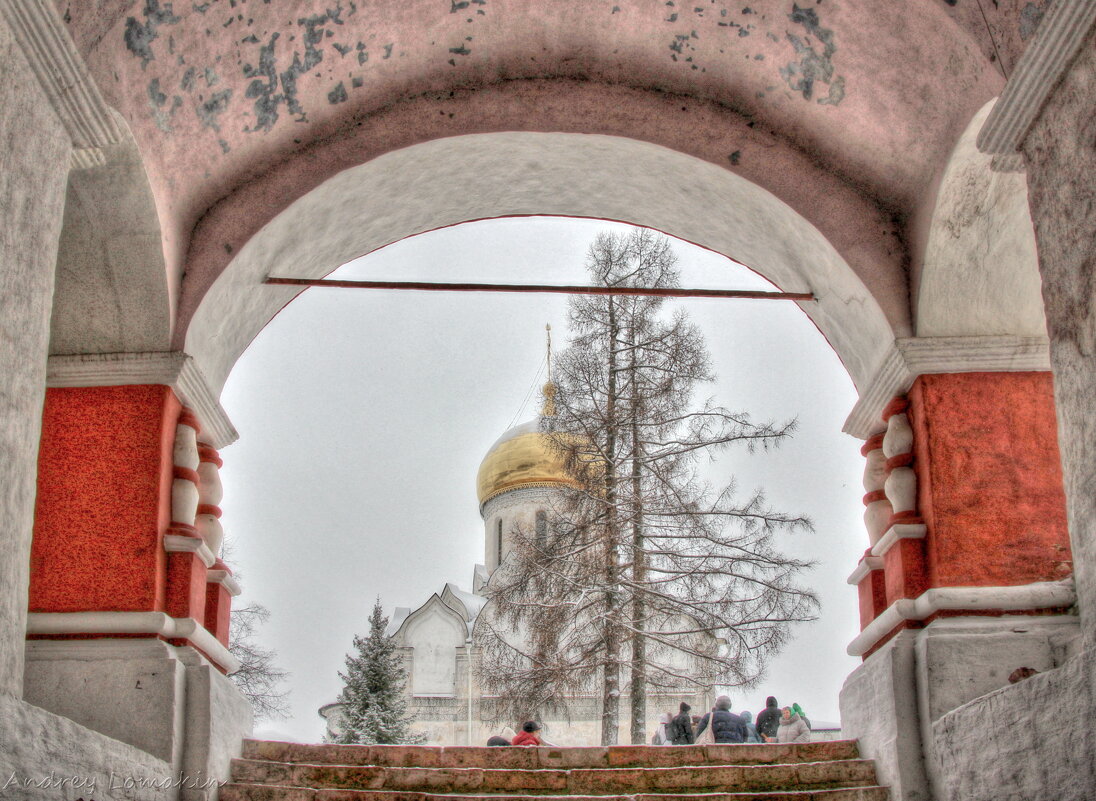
xmin=241 ymin=742 xmax=862 ymax=770
xmin=229 ymin=759 xmax=879 ymax=795
xmin=220 ymin=783 xmax=891 ymax=801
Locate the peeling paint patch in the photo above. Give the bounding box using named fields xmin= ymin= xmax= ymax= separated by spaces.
xmin=1019 ymin=2 xmax=1048 ymax=41
xmin=148 ymin=80 xmax=183 ymax=132
xmin=328 ymin=82 xmax=348 ymax=103
xmin=243 ymin=32 xmax=283 ymax=132
xmin=148 ymin=78 xmax=167 ymax=107
xmin=449 ymin=44 xmax=471 ymax=56
xmin=780 ymin=3 xmax=845 ymax=105
xmin=124 ymin=0 xmax=181 ymax=66
xmin=241 ymin=8 xmax=350 ymax=133
xmin=197 ymin=88 xmax=233 ymax=131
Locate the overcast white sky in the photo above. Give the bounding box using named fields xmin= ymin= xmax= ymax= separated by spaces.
xmin=218 ymin=216 xmax=867 ymax=742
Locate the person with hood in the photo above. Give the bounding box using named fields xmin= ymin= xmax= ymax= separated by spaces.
xmin=651 ymin=713 xmax=674 ymax=745
xmin=740 ymin=710 xmax=762 ymax=743
xmin=776 ymin=706 xmax=811 ymax=743
xmin=791 ymin=702 xmax=811 ymax=730
xmin=755 ymin=696 xmax=782 ymax=743
xmin=668 ymin=702 xmax=695 ymax=745
xmin=694 ymin=696 xmax=748 ymax=744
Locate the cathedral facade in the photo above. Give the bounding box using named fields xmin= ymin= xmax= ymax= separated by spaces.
xmin=321 ymin=403 xmax=712 ymax=746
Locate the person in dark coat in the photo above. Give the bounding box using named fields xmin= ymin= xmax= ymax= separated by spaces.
xmin=694 ymin=696 xmax=748 ymax=744
xmin=668 ymin=701 xmax=695 ymax=745
xmin=755 ymin=696 xmax=782 ymax=742
xmin=739 ymin=710 xmax=762 ymax=743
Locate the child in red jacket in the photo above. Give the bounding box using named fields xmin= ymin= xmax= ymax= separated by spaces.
xmin=512 ymin=721 xmax=544 ymax=745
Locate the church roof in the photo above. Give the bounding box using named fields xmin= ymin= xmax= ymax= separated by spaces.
xmin=441 ymin=582 xmax=488 ymax=622
xmin=385 ymin=607 xmax=411 ymax=637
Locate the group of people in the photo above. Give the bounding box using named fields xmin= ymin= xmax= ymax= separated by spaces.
xmin=486 ymin=721 xmax=554 ymax=746
xmin=488 ymin=695 xmax=811 ymax=747
xmin=652 ymin=696 xmax=811 ymax=745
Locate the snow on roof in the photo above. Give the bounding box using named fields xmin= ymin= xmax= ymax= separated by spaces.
xmin=385 ymin=606 xmax=411 ymax=636
xmin=441 ymin=582 xmax=488 ymax=621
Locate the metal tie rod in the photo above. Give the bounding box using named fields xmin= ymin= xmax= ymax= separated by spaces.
xmin=264 ymin=276 xmax=815 ymax=302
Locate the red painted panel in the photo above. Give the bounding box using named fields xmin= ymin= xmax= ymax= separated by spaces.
xmin=205 ymin=583 xmax=232 ymax=646
xmin=857 ymin=575 xmax=876 ymax=629
xmin=909 ymin=372 xmax=1072 ymax=589
xmin=31 ymin=385 xmax=179 ymax=613
xmin=883 ymin=537 xmax=929 ymax=604
xmin=165 ymin=550 xmax=209 ymax=620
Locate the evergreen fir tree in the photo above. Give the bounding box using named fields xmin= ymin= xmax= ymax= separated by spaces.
xmin=333 ymin=598 xmax=423 ymax=744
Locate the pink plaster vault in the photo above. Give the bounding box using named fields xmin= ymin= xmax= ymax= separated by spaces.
xmin=45 ymin=0 xmax=1028 ymax=350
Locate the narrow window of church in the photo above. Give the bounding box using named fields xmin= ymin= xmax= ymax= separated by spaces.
xmin=535 ymin=510 xmax=548 ymax=549
xmin=496 ymin=518 xmax=503 ymax=567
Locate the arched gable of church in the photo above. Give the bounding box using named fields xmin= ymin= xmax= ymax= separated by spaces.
xmin=392 ymin=594 xmax=470 ymax=697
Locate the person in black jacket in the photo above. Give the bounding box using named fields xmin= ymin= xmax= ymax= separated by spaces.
xmin=668 ymin=702 xmax=695 ymax=745
xmin=694 ymin=696 xmax=747 ymax=744
xmin=755 ymin=696 xmax=782 ymax=742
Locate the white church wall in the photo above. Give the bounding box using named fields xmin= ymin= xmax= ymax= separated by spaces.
xmin=404 ymin=602 xmax=466 ymax=696
xmin=481 ymin=486 xmax=554 ymax=573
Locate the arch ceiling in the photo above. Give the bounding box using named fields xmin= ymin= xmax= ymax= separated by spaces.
xmin=49 ymin=0 xmax=1053 ymax=387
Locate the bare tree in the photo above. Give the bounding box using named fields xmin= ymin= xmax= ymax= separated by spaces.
xmin=229 ymin=603 xmax=292 ymax=722
xmin=478 ymin=229 xmax=818 ymax=745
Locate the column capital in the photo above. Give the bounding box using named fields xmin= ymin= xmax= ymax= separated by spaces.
xmin=977 ymin=0 xmax=1096 ymax=166
xmin=47 ymin=352 xmax=237 ymax=448
xmin=843 ymin=336 xmax=1051 ymax=438
xmin=0 ymin=0 xmax=123 ymax=167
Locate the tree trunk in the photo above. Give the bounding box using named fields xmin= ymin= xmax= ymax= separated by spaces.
xmin=600 ymin=296 xmax=621 ymax=746
xmin=628 ymin=315 xmax=647 ymax=745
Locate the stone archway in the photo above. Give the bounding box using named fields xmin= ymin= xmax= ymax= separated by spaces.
xmin=4 ymin=1 xmax=1094 ymax=799
xmin=185 ymin=131 xmax=893 ymax=396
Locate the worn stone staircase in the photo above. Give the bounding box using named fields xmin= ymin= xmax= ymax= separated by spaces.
xmin=221 ymin=739 xmax=888 ymax=800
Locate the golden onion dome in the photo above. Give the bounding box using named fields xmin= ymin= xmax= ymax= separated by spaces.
xmin=476 ymin=401 xmax=576 ymax=508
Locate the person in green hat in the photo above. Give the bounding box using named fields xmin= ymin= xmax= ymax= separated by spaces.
xmin=791 ymin=703 xmax=811 ymax=730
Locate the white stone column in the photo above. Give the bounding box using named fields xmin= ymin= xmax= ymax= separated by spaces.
xmin=0 ymin=10 xmax=73 ymax=698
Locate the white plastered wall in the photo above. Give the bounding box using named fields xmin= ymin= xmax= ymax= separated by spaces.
xmin=917 ymin=99 xmax=1047 ymax=339
xmin=49 ymin=118 xmax=173 ymax=356
xmin=400 ymin=596 xmax=467 ymax=696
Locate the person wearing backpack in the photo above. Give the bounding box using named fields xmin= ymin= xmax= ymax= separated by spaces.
xmin=668 ymin=702 xmax=695 ymax=745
